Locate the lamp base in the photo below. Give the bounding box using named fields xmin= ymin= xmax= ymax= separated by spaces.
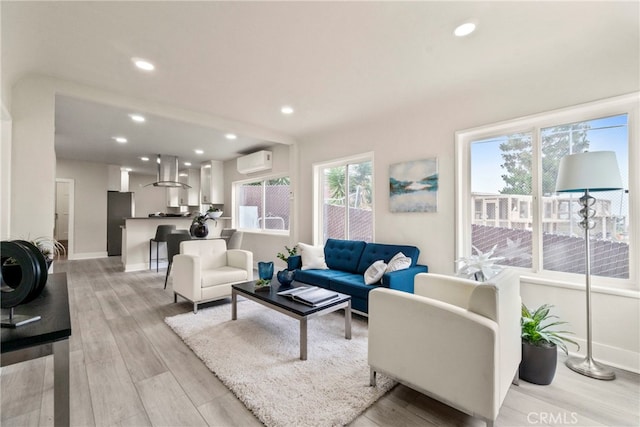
xmin=566 ymin=356 xmax=616 ymax=380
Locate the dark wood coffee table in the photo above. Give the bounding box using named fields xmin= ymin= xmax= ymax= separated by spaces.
xmin=231 ymin=280 xmax=352 ymax=360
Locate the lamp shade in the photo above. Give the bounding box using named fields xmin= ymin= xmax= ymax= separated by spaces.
xmin=555 ymin=151 xmax=623 ymax=193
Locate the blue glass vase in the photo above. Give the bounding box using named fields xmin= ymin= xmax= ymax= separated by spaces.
xmin=258 ymin=262 xmax=274 ymax=281
xmin=276 ymin=269 xmax=295 ymax=286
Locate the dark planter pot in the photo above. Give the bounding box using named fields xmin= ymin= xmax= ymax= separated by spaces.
xmin=287 ymin=255 xmax=301 ymax=271
xmin=190 ymin=223 xmax=208 ymax=238
xmin=520 ymin=340 xmax=558 ymax=385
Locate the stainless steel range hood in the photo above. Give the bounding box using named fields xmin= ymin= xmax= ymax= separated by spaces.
xmin=146 ymin=154 xmax=191 ymax=189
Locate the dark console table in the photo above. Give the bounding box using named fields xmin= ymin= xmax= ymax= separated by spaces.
xmin=1 ymin=272 xmax=71 ymax=425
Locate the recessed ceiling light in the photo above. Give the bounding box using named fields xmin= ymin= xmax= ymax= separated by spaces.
xmin=129 ymin=114 xmax=145 ymax=123
xmin=179 ymin=173 xmax=188 ymax=177
xmin=113 ymin=137 xmax=127 ymax=143
xmin=132 ymin=58 xmax=155 ymax=71
xmin=225 ymin=133 xmax=237 ymax=140
xmin=280 ymin=105 xmax=294 ymax=115
xmin=194 ymin=149 xmax=204 ymax=155
xmin=140 ymin=156 xmax=149 ymax=162
xmin=454 ymin=22 xmax=476 ymax=37
xmin=184 ymin=162 xmax=192 ymax=167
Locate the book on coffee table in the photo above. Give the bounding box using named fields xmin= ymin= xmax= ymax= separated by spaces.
xmin=277 ymin=286 xmax=340 ymax=307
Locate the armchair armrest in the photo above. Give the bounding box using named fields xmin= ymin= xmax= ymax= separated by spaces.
xmin=368 ymin=287 xmax=500 ymax=419
xmin=381 ymin=265 xmax=428 ymax=293
xmin=172 ymin=254 xmax=202 ymax=300
xmin=227 ymin=249 xmax=254 ymax=280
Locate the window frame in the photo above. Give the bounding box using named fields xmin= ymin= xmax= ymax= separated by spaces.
xmin=232 ymin=173 xmax=291 ymax=236
xmin=455 ymin=93 xmax=639 ymax=292
xmin=312 ymin=152 xmax=375 ymax=245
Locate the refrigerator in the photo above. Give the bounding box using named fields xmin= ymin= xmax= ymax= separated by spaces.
xmin=107 ymin=191 xmax=134 ymax=256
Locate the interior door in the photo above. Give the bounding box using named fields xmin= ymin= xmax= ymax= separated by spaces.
xmin=55 ymin=181 xmax=70 ymax=241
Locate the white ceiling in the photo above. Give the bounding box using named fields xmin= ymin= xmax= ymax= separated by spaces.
xmin=2 ymin=1 xmax=639 ymax=174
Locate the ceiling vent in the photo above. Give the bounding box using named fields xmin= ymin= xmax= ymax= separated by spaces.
xmin=146 ymin=154 xmax=191 ymax=189
xmin=237 ymin=150 xmax=272 ymax=174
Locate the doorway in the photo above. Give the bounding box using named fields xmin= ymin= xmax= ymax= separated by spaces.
xmin=55 ymin=179 xmax=74 ymax=259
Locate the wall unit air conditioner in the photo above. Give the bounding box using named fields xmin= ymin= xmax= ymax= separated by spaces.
xmin=237 ymin=150 xmax=272 ymax=174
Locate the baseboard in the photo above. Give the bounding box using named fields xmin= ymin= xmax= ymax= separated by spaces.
xmin=567 ymin=338 xmax=639 ymax=374
xmin=125 ymin=261 xmax=168 ymax=272
xmin=68 ymin=251 xmax=108 ymax=260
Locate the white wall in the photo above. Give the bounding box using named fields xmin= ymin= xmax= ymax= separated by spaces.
xmin=223 ymin=143 xmax=293 ymax=268
xmin=10 ymin=78 xmax=56 ymax=240
xmin=129 ymin=172 xmax=167 ymax=217
xmin=295 ymin=88 xmax=640 ymax=372
xmin=56 ymin=158 xmax=108 ymax=258
xmin=1 ymin=103 xmax=11 ymax=239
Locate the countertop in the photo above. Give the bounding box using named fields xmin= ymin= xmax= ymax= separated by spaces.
xmin=125 ymin=216 xmax=231 ymax=220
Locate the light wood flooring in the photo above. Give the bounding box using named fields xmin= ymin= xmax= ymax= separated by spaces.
xmin=2 ymin=257 xmax=639 ymax=426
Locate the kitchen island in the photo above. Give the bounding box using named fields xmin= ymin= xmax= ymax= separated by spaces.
xmin=121 ymin=216 xmax=228 ymax=272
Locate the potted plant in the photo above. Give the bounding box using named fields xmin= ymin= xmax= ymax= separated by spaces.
xmin=31 ymin=236 xmax=66 ymax=264
xmin=190 ymin=213 xmax=211 ymax=238
xmin=206 ymin=205 xmax=223 ymax=219
xmin=455 ymin=245 xmax=504 ymax=281
xmin=276 ymin=245 xmax=299 ymax=286
xmin=277 ymin=245 xmax=299 ymax=270
xmin=520 ymin=303 xmax=579 ymax=385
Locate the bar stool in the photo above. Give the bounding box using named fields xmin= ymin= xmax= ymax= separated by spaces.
xmin=149 ymin=224 xmax=176 ymax=272
xmin=164 ymin=230 xmax=192 ymax=289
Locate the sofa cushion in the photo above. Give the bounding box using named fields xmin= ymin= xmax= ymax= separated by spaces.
xmin=329 ymin=275 xmax=373 ymax=301
xmin=364 ymin=260 xmax=387 ymax=285
xmin=294 ymin=269 xmax=354 ymax=288
xmin=357 ymin=243 xmax=420 ymax=274
xmin=298 ymin=243 xmax=329 ymax=270
xmin=201 ymin=267 xmax=248 ymax=288
xmin=323 ymin=239 xmax=366 ymax=273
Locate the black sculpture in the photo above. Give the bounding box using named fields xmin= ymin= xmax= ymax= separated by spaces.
xmin=1 ymin=240 xmax=48 ymax=327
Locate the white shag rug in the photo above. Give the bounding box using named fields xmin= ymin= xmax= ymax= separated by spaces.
xmin=165 ymin=301 xmax=396 ymax=427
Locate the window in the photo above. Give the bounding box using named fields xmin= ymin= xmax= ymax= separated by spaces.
xmin=457 ymin=94 xmax=637 ymax=289
xmin=235 ymin=176 xmax=290 ymax=232
xmin=314 ymin=154 xmax=373 ymax=243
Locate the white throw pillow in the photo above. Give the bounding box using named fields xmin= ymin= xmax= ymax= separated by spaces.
xmin=298 ymin=242 xmax=329 ymax=270
xmin=386 ymin=252 xmax=412 ymax=273
xmin=364 ymin=260 xmax=387 ymax=285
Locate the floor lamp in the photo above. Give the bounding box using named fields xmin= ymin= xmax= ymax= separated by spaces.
xmin=555 ymin=151 xmax=623 ymax=380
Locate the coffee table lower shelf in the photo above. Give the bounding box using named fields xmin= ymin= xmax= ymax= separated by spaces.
xmin=231 ymin=284 xmax=352 ymax=360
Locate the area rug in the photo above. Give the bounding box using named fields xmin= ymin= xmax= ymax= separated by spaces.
xmin=165 ymin=301 xmax=396 ymax=427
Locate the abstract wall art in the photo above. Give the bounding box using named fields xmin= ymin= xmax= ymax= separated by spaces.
xmin=389 ymin=158 xmax=438 ymax=212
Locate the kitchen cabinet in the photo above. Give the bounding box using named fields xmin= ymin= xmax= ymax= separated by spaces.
xmin=166 ymin=187 xmax=179 ymax=207
xmin=200 ymin=160 xmax=224 ymax=205
xmin=178 ymin=168 xmax=200 ymax=206
xmin=166 ymin=169 xmax=199 ymax=207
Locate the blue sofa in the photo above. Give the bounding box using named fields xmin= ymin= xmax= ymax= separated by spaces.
xmin=291 ymin=239 xmax=428 ymax=313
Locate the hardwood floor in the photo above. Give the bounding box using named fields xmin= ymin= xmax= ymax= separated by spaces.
xmin=2 ymin=257 xmax=639 ymax=426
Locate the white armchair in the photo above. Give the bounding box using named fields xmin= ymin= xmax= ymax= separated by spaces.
xmin=172 ymin=239 xmax=253 ymax=313
xmin=368 ymin=270 xmax=521 ymax=427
